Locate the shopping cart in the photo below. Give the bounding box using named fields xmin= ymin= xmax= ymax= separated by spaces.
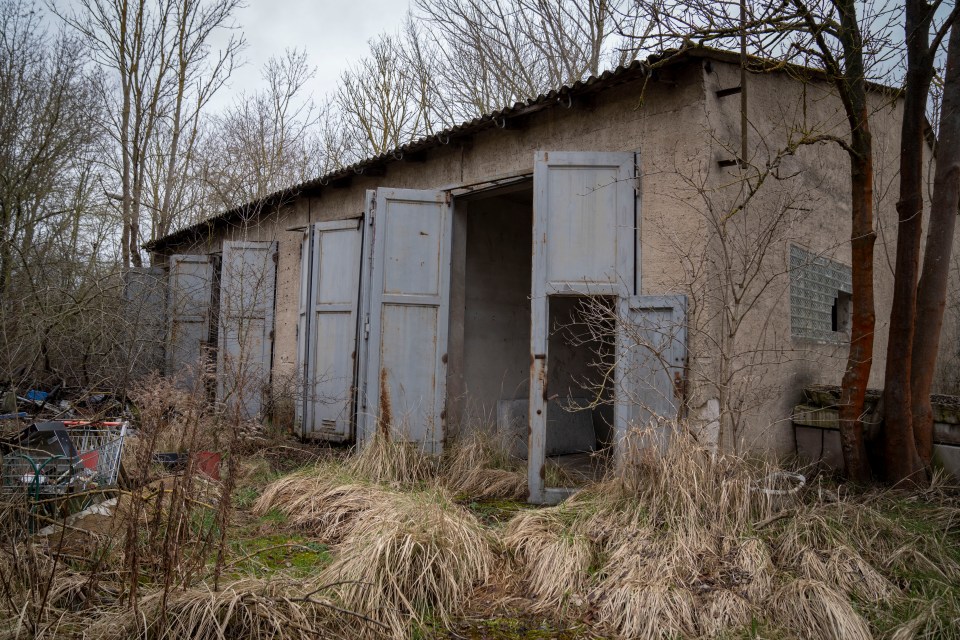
xmin=61 ymin=421 xmax=128 ymax=487
xmin=1 ymin=421 xmax=128 ymax=528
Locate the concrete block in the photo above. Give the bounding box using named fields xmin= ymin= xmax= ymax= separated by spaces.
xmin=795 ymin=425 xmax=844 ymax=470
xmin=933 ymin=443 xmax=960 ymax=480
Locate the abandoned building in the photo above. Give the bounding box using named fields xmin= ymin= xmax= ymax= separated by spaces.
xmin=136 ymin=47 xmax=960 ymax=503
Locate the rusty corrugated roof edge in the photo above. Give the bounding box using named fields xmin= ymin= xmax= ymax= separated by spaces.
xmin=145 ymin=45 xmax=900 ymax=253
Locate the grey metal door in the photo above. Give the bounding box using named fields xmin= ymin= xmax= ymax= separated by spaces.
xmin=529 ymin=151 xmax=638 ymax=503
xmin=362 ymin=188 xmax=452 ymax=453
xmin=615 ymin=295 xmax=688 ymax=452
xmin=296 ymin=220 xmax=364 ymax=441
xmin=166 ymin=254 xmax=213 ymax=388
xmin=124 ymin=266 xmax=167 ymax=378
xmin=296 ymin=229 xmax=313 ymax=430
xmin=217 ymin=240 xmax=277 ymax=420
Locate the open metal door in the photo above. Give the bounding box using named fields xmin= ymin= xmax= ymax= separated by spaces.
xmin=614 ymin=295 xmax=688 ymax=453
xmin=217 ymin=240 xmax=277 ymax=420
xmin=166 ymin=255 xmax=213 ymax=388
xmin=296 ymin=220 xmax=364 ymax=441
xmin=362 ymin=188 xmax=452 ymax=454
xmin=529 ymin=151 xmax=638 ymax=504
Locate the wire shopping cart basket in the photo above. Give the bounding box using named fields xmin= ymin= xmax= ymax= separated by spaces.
xmin=1 ymin=421 xmax=128 ymax=526
xmin=61 ymin=421 xmax=128 ymax=487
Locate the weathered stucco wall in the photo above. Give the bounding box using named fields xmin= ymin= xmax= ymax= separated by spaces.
xmin=669 ymin=60 xmax=944 ymax=454
xmin=153 ymin=53 xmax=960 ymax=458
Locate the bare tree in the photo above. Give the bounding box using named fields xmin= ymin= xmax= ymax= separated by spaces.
xmin=416 ymin=0 xmax=639 ymax=120
xmin=879 ymin=0 xmax=960 ymax=483
xmin=52 ymin=0 xmax=243 ymax=267
xmin=201 ymin=49 xmax=329 ymax=211
xmin=908 ymin=19 xmax=960 ymax=471
xmin=618 ymin=0 xmax=919 ymax=480
xmin=0 ymin=1 xmax=102 ymax=296
xmin=0 ymin=0 xmax=123 ymax=390
xmin=337 ymin=33 xmax=429 ymax=158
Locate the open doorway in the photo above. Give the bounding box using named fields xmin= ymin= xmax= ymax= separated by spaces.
xmin=447 ymin=181 xmax=614 ymax=492
xmin=544 ymin=295 xmax=615 ymax=487
xmin=448 ymin=182 xmax=533 ymax=454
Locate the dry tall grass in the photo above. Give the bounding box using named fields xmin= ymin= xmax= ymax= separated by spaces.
xmin=321 ymin=488 xmax=493 ymax=637
xmin=253 ymin=447 xmax=497 ymax=638
xmin=86 ymin=578 xmax=364 ymax=640
xmin=501 ymin=424 xmax=932 ymax=639
xmin=347 ymin=431 xmax=434 ymax=486
xmin=440 ymin=431 xmax=527 ymax=500
xmin=502 ymin=507 xmax=594 ymax=611
xmin=253 ymin=465 xmax=390 ymax=543
xmin=4 ymin=401 xmax=959 ymax=640
xmin=770 ymin=578 xmax=872 ymax=640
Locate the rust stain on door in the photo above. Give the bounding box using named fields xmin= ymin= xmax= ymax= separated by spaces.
xmin=378 ymin=367 xmax=393 ymax=439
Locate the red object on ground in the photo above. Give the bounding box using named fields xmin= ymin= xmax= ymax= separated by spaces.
xmin=194 ymin=451 xmax=221 ymax=480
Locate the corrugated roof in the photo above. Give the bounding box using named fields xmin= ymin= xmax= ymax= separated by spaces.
xmin=147 ymin=49 xmax=688 ymax=252
xmin=145 ymin=46 xmax=899 ymax=252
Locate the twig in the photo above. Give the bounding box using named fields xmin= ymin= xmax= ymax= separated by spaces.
xmin=288 ymin=591 xmax=391 ymax=631
xmin=753 ymin=510 xmax=794 ymax=530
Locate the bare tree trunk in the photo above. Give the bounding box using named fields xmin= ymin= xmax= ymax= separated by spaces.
xmin=912 ymin=23 xmax=960 ymax=464
xmin=833 ymin=0 xmax=875 ymax=483
xmin=881 ymin=0 xmax=936 ymax=483
xmin=840 ymin=136 xmax=876 ymax=483
xmin=119 ymin=0 xmax=133 ymax=269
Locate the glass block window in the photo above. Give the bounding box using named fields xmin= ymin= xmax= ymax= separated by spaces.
xmin=790 ymin=245 xmax=852 ymax=342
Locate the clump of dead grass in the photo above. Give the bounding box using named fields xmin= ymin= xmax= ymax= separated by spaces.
xmin=347 ymin=431 xmax=434 ymax=486
xmin=0 ymin=540 xmax=113 ymax=639
xmin=321 ymin=488 xmax=493 ymax=637
xmin=768 ymin=578 xmax=872 ymax=640
xmin=502 ymin=507 xmax=594 ymax=611
xmin=86 ymin=578 xmax=363 ymax=640
xmin=253 ymin=464 xmax=390 ymax=543
xmin=440 ymin=431 xmax=527 ymax=500
xmin=500 ymin=424 xmax=922 ymax=639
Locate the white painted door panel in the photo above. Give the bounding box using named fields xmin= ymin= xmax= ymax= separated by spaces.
xmin=167 ymin=254 xmax=213 ymax=388
xmin=615 ymin=295 xmax=687 ymax=452
xmin=529 ymin=151 xmax=637 ymax=504
xmin=298 ymin=220 xmax=363 ymax=441
xmin=296 ymin=229 xmax=313 ymax=430
xmin=217 ymin=241 xmax=277 ymax=420
xmin=534 ymin=151 xmax=637 ymax=295
xmin=363 ymin=188 xmax=452 ymax=453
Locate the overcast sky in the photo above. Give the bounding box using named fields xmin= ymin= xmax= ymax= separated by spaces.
xmin=207 ymin=0 xmax=413 ymax=110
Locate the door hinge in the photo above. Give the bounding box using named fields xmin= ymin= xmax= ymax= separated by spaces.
xmin=363 ymin=314 xmax=370 ymax=340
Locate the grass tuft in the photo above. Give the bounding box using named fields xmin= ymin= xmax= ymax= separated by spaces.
xmin=347 ymin=431 xmax=434 ymax=486
xmin=253 ymin=465 xmax=390 ymax=543
xmin=321 ymin=488 xmax=493 ymax=637
xmin=768 ymin=578 xmax=872 ymax=640
xmin=502 ymin=508 xmax=594 ymax=611
xmin=86 ymin=578 xmax=356 ymax=640
xmin=441 ymin=431 xmax=527 ymax=500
